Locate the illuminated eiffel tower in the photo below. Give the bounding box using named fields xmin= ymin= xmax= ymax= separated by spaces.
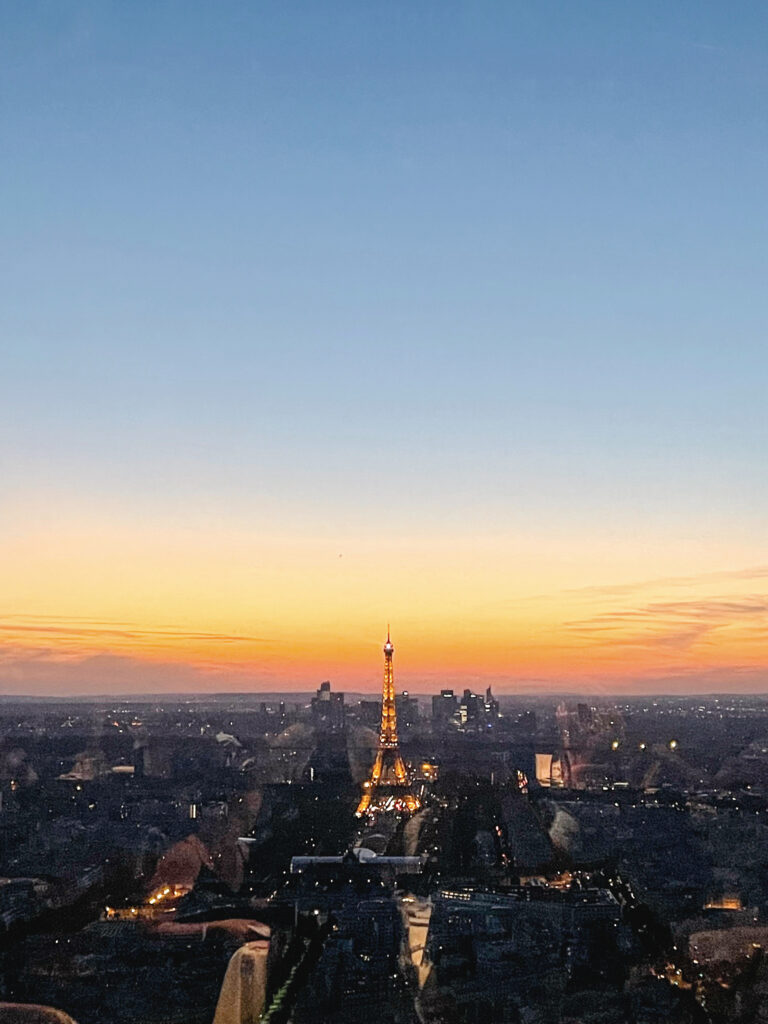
xmin=356 ymin=630 xmax=420 ymax=817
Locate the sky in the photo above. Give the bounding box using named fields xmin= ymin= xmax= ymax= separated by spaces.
xmin=1 ymin=1 xmax=767 ymax=695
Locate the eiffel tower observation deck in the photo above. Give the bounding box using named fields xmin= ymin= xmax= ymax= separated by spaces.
xmin=356 ymin=630 xmax=420 ymax=817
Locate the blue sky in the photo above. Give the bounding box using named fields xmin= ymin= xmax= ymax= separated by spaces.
xmin=1 ymin=3 xmax=767 ymax=692
xmin=3 ymin=1 xmax=767 ymax=516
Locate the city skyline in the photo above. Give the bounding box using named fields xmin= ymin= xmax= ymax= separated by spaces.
xmin=2 ymin=2 xmax=767 ymax=696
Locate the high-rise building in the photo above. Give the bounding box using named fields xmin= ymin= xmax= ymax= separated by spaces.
xmin=396 ymin=690 xmax=419 ymax=731
xmin=459 ymin=688 xmax=481 ymax=726
xmin=432 ymin=688 xmax=457 ymax=728
xmin=311 ymin=680 xmax=345 ymax=732
xmin=484 ymin=685 xmax=500 ymax=720
xmin=356 ymin=699 xmax=382 ymax=729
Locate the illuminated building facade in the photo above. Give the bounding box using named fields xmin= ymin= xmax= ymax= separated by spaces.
xmin=356 ymin=631 xmax=420 ymax=817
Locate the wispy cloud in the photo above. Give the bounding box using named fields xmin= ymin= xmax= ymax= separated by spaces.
xmin=0 ymin=650 xmax=287 ymax=696
xmin=565 ymin=595 xmax=768 ymax=652
xmin=566 ymin=566 xmax=768 ymax=600
xmin=0 ymin=615 xmax=267 ymax=647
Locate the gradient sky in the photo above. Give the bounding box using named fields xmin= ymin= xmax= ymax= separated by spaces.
xmin=1 ymin=2 xmax=767 ymax=695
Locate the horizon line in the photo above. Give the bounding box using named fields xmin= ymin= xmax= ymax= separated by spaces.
xmin=0 ymin=688 xmax=767 ymax=702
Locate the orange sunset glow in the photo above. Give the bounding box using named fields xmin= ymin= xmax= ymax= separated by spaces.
xmin=2 ymin=497 xmax=766 ymax=695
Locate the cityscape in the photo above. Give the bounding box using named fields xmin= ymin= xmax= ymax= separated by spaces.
xmin=3 ymin=2 xmax=768 ymax=1023
xmin=4 ymin=634 xmax=768 ymax=1022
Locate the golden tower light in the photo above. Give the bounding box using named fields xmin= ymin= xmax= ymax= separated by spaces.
xmin=356 ymin=630 xmax=419 ymax=817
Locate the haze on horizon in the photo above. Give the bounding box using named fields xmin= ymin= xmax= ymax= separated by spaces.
xmin=1 ymin=2 xmax=767 ymax=698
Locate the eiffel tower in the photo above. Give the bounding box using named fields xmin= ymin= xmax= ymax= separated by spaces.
xmin=356 ymin=630 xmax=420 ymax=817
